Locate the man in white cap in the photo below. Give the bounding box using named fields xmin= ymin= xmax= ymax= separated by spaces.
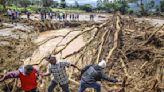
xmin=78 ymin=60 xmax=118 ymax=92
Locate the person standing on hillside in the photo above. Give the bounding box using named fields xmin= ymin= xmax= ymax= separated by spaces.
xmin=40 ymin=12 xmax=44 ymax=22
xmin=11 ymin=10 xmax=16 ymax=24
xmin=7 ymin=9 xmax=12 ymax=19
xmin=27 ymin=11 xmax=31 ymax=19
xmin=0 ymin=65 xmax=42 ymax=92
xmin=42 ymin=55 xmax=81 ymax=92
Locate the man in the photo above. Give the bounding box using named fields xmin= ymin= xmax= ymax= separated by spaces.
xmin=0 ymin=65 xmax=41 ymax=92
xmin=27 ymin=11 xmax=31 ymax=19
xmin=7 ymin=9 xmax=12 ymax=19
xmin=42 ymin=55 xmax=81 ymax=92
xmin=40 ymin=12 xmax=44 ymax=22
xmin=11 ymin=10 xmax=15 ymax=24
xmin=78 ymin=60 xmax=119 ymax=92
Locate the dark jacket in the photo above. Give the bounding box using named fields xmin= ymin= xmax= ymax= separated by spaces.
xmin=81 ymin=64 xmax=118 ymax=83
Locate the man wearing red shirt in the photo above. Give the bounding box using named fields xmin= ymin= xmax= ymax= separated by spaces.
xmin=0 ymin=65 xmax=41 ymax=92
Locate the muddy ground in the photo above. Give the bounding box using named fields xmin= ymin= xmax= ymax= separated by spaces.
xmin=0 ymin=14 xmax=164 ymax=92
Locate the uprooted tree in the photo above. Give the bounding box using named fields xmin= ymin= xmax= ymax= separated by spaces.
xmin=0 ymin=13 xmax=164 ymax=92
xmin=32 ymin=13 xmax=163 ymax=92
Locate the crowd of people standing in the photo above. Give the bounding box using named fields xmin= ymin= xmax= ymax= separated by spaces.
xmin=7 ymin=9 xmax=96 ymax=23
xmin=40 ymin=12 xmax=81 ymax=21
xmin=23 ymin=11 xmax=96 ymax=22
xmin=7 ymin=9 xmax=20 ymax=24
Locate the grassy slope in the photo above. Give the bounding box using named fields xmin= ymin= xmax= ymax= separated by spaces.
xmin=52 ymin=8 xmax=85 ymax=13
xmin=6 ymin=5 xmax=85 ymax=13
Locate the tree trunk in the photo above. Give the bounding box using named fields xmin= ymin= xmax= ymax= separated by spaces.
xmin=2 ymin=0 xmax=6 ymax=11
xmin=140 ymin=0 xmax=145 ymax=16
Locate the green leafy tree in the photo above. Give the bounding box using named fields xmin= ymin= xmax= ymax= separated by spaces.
xmin=52 ymin=1 xmax=59 ymax=8
xmin=0 ymin=0 xmax=7 ymax=10
xmin=29 ymin=0 xmax=42 ymax=6
xmin=144 ymin=0 xmax=155 ymax=13
xmin=160 ymin=0 xmax=164 ymax=12
xmin=127 ymin=0 xmax=145 ymax=15
xmin=80 ymin=4 xmax=92 ymax=12
xmin=118 ymin=0 xmax=129 ymax=14
xmin=42 ymin=0 xmax=53 ymax=7
xmin=104 ymin=0 xmax=128 ymax=14
xmin=19 ymin=0 xmax=31 ymax=8
xmin=97 ymin=0 xmax=103 ymax=10
xmin=104 ymin=2 xmax=114 ymax=12
xmin=60 ymin=0 xmax=66 ymax=8
xmin=103 ymin=0 xmax=109 ymax=4
xmin=149 ymin=0 xmax=155 ymax=8
xmin=74 ymin=0 xmax=79 ymax=8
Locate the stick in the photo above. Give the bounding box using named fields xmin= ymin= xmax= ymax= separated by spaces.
xmin=143 ymin=24 xmax=164 ymax=45
xmin=54 ymin=21 xmax=108 ymax=55
xmin=54 ymin=25 xmax=97 ymax=55
xmin=120 ymin=58 xmax=132 ymax=78
xmin=55 ymin=29 xmax=80 ymax=48
xmin=146 ymin=23 xmax=158 ymax=30
xmin=96 ymin=30 xmax=108 ymax=63
xmin=69 ymin=78 xmax=79 ymax=85
xmin=118 ymin=49 xmax=129 ymax=62
xmin=11 ymin=79 xmax=17 ymax=92
xmin=3 ymin=81 xmax=11 ymax=92
xmin=140 ymin=61 xmax=148 ymax=69
xmin=63 ymin=28 xmax=98 ymax=59
xmin=106 ymin=15 xmax=121 ymax=61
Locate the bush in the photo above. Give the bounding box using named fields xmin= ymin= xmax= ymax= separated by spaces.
xmin=128 ymin=9 xmax=134 ymax=15
xmin=79 ymin=4 xmax=92 ymax=12
xmin=40 ymin=7 xmax=52 ymax=13
xmin=160 ymin=0 xmax=164 ymax=12
xmin=8 ymin=5 xmax=40 ymax=13
xmin=160 ymin=13 xmax=164 ymax=17
xmin=28 ymin=6 xmax=40 ymax=13
xmin=7 ymin=5 xmax=25 ymax=12
xmin=0 ymin=4 xmax=3 ymax=12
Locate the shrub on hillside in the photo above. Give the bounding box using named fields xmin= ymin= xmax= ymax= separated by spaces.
xmin=0 ymin=4 xmax=3 ymax=12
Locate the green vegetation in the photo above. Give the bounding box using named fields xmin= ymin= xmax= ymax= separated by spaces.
xmin=60 ymin=0 xmax=66 ymax=8
xmin=6 ymin=5 xmax=85 ymax=13
xmin=7 ymin=5 xmax=32 ymax=13
xmin=0 ymin=0 xmax=163 ymax=16
xmin=104 ymin=1 xmax=128 ymax=14
xmin=79 ymin=4 xmax=93 ymax=12
xmin=0 ymin=0 xmax=6 ymax=11
xmin=161 ymin=0 xmax=164 ymax=12
xmin=42 ymin=0 xmax=54 ymax=7
xmin=52 ymin=8 xmax=85 ymax=13
xmin=0 ymin=4 xmax=3 ymax=12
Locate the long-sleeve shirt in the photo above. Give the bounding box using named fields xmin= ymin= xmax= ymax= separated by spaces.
xmin=48 ymin=60 xmax=71 ymax=85
xmin=5 ymin=70 xmax=20 ymax=79
xmin=4 ymin=66 xmax=40 ymax=80
xmin=81 ymin=64 xmax=118 ymax=83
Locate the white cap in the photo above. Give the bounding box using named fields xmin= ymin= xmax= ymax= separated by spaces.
xmin=98 ymin=59 xmax=106 ymax=68
xmin=50 ymin=55 xmax=56 ymax=57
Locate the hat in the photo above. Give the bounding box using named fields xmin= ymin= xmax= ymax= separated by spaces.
xmin=46 ymin=54 xmax=56 ymax=62
xmin=98 ymin=59 xmax=106 ymax=68
xmin=24 ymin=65 xmax=33 ymax=73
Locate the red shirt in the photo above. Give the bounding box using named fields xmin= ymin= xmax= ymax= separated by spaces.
xmin=19 ymin=69 xmax=37 ymax=91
